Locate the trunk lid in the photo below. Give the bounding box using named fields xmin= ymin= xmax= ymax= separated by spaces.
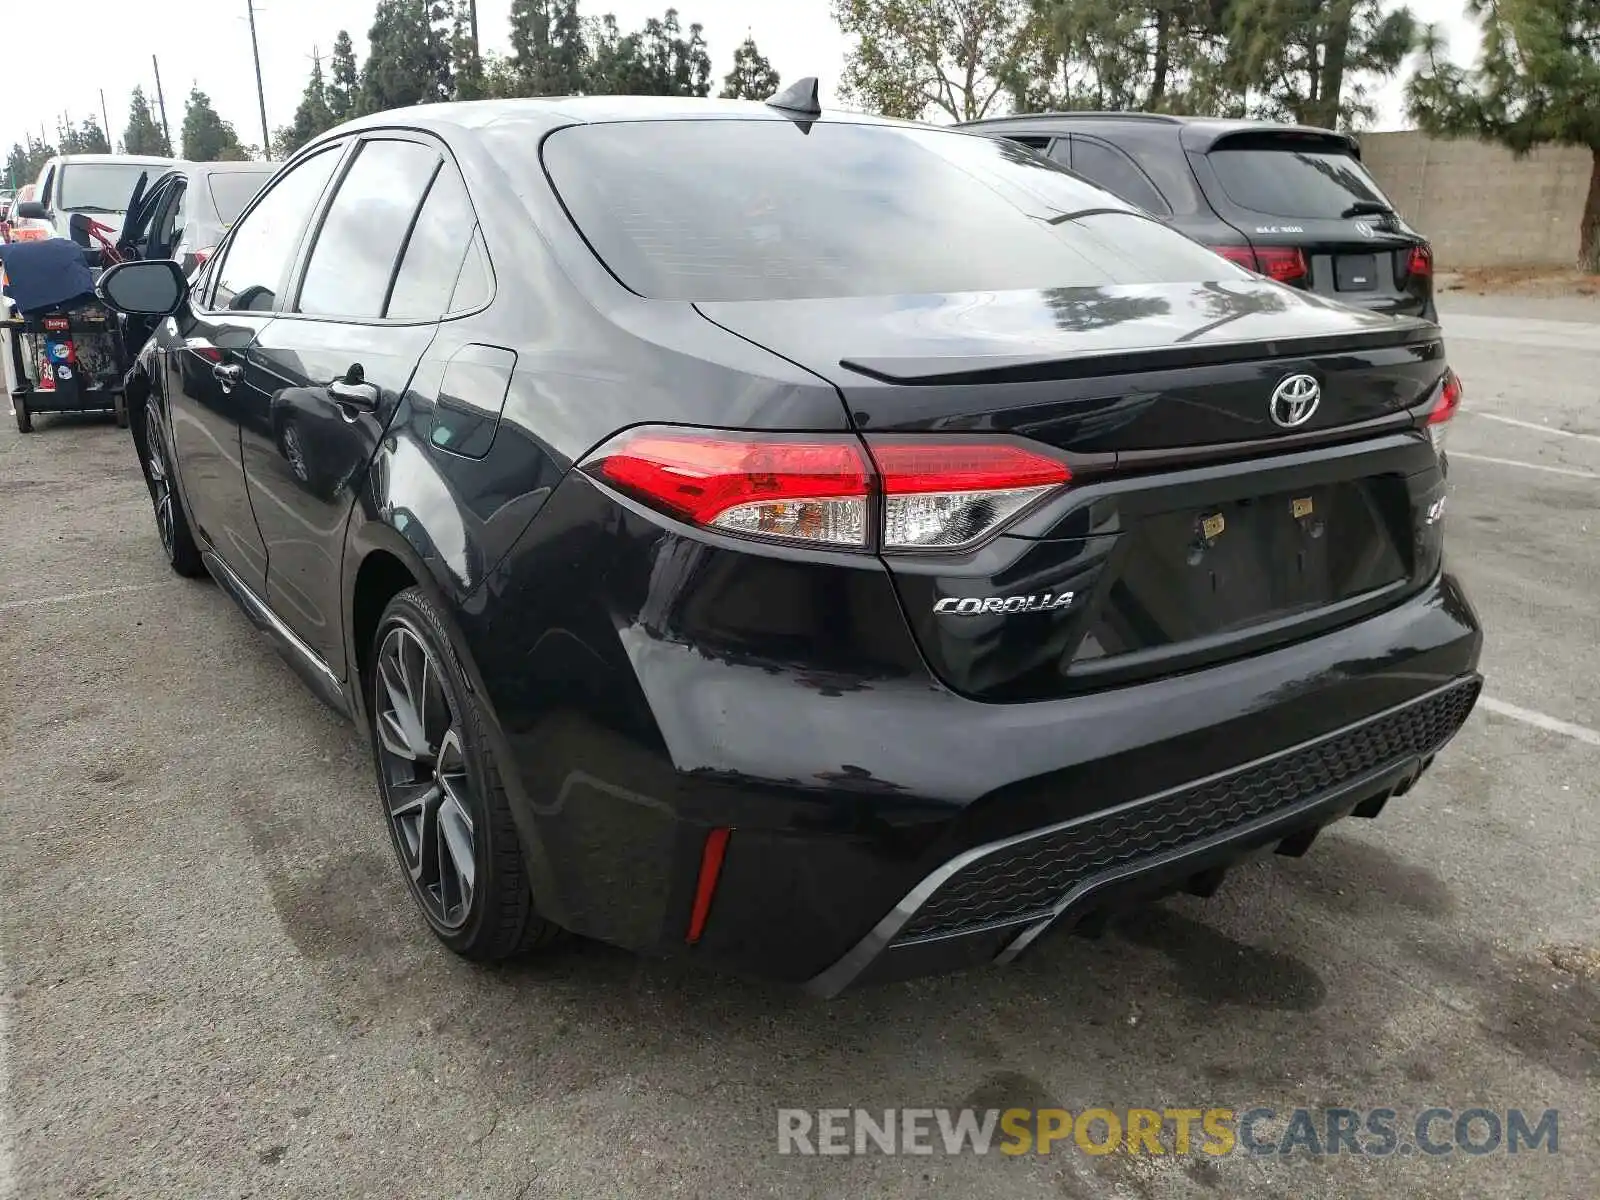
xmin=697 ymin=282 xmax=1449 ymax=702
xmin=696 ymin=280 xmax=1442 ymax=453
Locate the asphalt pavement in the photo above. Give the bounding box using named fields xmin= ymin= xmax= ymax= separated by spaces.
xmin=0 ymin=291 xmax=1595 ymax=1198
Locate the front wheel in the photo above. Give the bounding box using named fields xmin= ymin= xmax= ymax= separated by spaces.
xmin=369 ymin=587 xmax=562 ymax=961
xmin=142 ymin=406 xmax=204 ymax=577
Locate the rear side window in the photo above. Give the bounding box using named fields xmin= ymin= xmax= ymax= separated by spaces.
xmin=386 ymin=164 xmax=479 ymax=319
xmin=207 ymin=171 xmax=275 ymax=225
xmin=298 ymin=139 xmax=441 ymax=319
xmin=213 ymin=145 xmax=341 ymax=312
xmin=530 ymin=120 xmax=1244 ymax=302
xmin=1067 ymin=138 xmax=1172 ymax=216
xmin=1207 ymin=143 xmax=1392 ymax=218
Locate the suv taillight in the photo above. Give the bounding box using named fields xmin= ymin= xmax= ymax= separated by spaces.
xmin=1213 ymin=245 xmax=1308 ymax=285
xmin=583 ymin=429 xmax=1071 ymax=552
xmin=1396 ymin=243 xmax=1433 ymax=286
xmin=1425 ymin=369 xmax=1462 ymax=453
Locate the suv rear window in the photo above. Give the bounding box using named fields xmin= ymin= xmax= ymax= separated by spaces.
xmin=530 ymin=120 xmax=1245 ymax=302
xmin=1207 ymin=143 xmax=1393 ymax=219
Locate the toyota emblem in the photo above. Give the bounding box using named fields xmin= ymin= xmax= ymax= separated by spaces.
xmin=1353 ymin=220 xmax=1376 ymax=239
xmin=1270 ymin=374 xmax=1321 ymax=428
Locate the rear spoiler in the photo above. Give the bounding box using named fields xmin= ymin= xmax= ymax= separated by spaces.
xmin=840 ymin=324 xmax=1439 ymax=387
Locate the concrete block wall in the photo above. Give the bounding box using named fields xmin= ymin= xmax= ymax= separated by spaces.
xmin=1358 ymin=131 xmax=1592 ymax=269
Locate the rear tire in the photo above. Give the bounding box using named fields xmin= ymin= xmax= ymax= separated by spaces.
xmin=13 ymin=396 xmax=31 ymax=433
xmin=369 ymin=587 xmax=562 ymax=961
xmin=113 ymin=391 xmax=128 ymax=429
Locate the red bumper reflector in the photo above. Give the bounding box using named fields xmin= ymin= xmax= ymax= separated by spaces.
xmin=686 ymin=827 xmax=731 ymax=945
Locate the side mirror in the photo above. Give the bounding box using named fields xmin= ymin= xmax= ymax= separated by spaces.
xmin=97 ymin=259 xmax=190 ymax=318
xmin=14 ymin=200 xmax=48 ymax=220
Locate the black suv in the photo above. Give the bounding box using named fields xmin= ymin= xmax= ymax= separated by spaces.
xmin=94 ymin=97 xmax=1479 ymax=994
xmin=963 ymin=114 xmax=1436 ymax=321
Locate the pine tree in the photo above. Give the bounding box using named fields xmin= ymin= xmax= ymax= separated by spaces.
xmin=76 ymin=117 xmax=112 ymax=154
xmin=450 ymin=0 xmax=487 ymax=99
xmin=123 ymin=87 xmax=172 ymax=157
xmin=509 ymin=0 xmax=589 ymax=96
xmin=279 ymin=51 xmax=338 ymax=157
xmin=328 ymin=30 xmax=361 ymax=120
xmin=361 ymin=0 xmax=452 ymax=114
xmin=182 ymin=88 xmax=247 ymax=161
xmin=720 ymin=35 xmax=780 ymax=99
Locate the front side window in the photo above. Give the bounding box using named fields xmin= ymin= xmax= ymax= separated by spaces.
xmin=529 ymin=119 xmax=1243 ymax=302
xmin=212 ymin=146 xmax=342 ymax=312
xmin=297 ymin=139 xmax=441 ymax=319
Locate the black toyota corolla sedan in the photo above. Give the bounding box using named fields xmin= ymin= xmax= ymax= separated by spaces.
xmin=96 ymin=91 xmax=1481 ymax=995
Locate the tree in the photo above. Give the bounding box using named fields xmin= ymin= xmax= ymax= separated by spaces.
xmin=450 ymin=0 xmax=488 ymax=99
xmin=6 ymin=137 xmax=55 ymax=188
xmin=833 ymin=0 xmax=1045 ymax=121
xmin=1409 ymin=0 xmax=1600 ymax=272
xmin=585 ymin=13 xmax=648 ymax=93
xmin=509 ymin=0 xmax=589 ymax=95
xmin=124 ymin=87 xmax=172 ymax=157
xmin=182 ymin=88 xmax=248 ymax=161
xmin=56 ymin=117 xmax=113 ymax=155
xmin=328 ymin=29 xmax=361 ymax=120
xmin=721 ymin=34 xmax=780 ymax=99
xmin=279 ymin=51 xmax=338 ymax=157
xmin=361 ymin=0 xmax=453 ymax=114
xmin=1020 ymin=0 xmax=1237 ymax=114
xmin=634 ymin=9 xmax=713 ymax=96
xmin=1223 ymin=0 xmax=1415 ymax=129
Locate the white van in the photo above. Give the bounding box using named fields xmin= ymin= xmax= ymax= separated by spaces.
xmin=10 ymin=154 xmax=175 ymax=241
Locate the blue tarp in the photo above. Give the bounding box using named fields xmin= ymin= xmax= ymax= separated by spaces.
xmin=0 ymin=237 xmax=97 ymax=315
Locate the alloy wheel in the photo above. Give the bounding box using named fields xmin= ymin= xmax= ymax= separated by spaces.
xmin=374 ymin=620 xmax=477 ymax=930
xmin=145 ymin=417 xmax=176 ymax=556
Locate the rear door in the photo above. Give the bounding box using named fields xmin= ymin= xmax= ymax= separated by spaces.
xmin=239 ymin=135 xmax=447 ymax=668
xmin=1189 ymin=131 xmax=1432 ymax=317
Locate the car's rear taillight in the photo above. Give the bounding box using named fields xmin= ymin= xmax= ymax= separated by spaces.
xmin=584 ymin=429 xmax=1071 ymax=552
xmin=1253 ymin=246 xmax=1308 ymax=284
xmin=193 ymin=246 xmax=215 ymax=267
xmin=1211 ymin=245 xmax=1307 ymax=285
xmin=1426 ymin=369 xmax=1462 ymax=452
xmin=1214 ymin=245 xmax=1258 ymax=272
xmin=1407 ymin=244 xmax=1433 ymax=279
xmin=868 ymin=441 xmax=1071 ymax=550
xmin=594 ymin=431 xmax=871 ymax=547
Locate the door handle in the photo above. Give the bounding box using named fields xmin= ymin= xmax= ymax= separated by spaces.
xmin=212 ymin=362 xmax=243 ymax=391
xmin=329 ymin=378 xmax=381 ymax=411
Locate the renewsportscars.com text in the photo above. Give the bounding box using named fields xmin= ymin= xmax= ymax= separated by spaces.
xmin=777 ymin=1107 xmax=1560 ymax=1158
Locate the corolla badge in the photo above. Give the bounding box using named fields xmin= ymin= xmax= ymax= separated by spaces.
xmin=1270 ymin=374 xmax=1321 ymax=428
xmin=934 ymin=593 xmax=1075 ymax=616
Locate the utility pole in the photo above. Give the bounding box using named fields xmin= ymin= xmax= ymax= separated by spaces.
xmin=468 ymin=0 xmax=480 ymax=58
xmin=152 ymin=56 xmax=173 ymax=154
xmin=247 ymin=0 xmax=271 ymax=156
xmin=99 ymin=90 xmax=113 ymax=150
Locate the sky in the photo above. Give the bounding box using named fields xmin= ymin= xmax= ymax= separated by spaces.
xmin=3 ymin=0 xmax=1478 ymax=166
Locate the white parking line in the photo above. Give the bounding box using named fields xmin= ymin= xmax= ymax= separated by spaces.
xmin=1480 ymin=697 xmax=1600 ymax=748
xmin=0 ymin=582 xmax=171 ymax=612
xmin=1449 ymin=452 xmax=1600 ymax=480
xmin=1468 ymin=411 xmax=1600 ymax=445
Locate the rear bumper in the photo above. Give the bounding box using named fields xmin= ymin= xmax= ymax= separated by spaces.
xmin=807 ymin=675 xmax=1478 ymax=995
xmin=474 ymin=526 xmax=1482 ymax=988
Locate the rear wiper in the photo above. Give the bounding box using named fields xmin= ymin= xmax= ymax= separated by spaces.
xmin=1339 ymin=200 xmax=1394 ymax=219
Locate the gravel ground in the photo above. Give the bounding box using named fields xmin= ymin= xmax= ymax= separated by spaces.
xmin=0 ymin=292 xmax=1595 ymax=1199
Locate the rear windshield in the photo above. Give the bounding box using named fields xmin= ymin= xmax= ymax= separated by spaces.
xmin=58 ymin=163 xmax=156 ymax=214
xmin=529 ymin=120 xmax=1247 ymax=302
xmin=1207 ymin=145 xmax=1392 ymax=219
xmin=207 ymin=171 xmax=276 ymax=225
